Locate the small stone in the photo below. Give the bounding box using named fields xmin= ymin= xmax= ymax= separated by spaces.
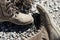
xmin=7 ymin=38 xmax=10 ymax=40
xmin=11 ymin=33 xmax=16 ymax=38
xmin=0 ymin=32 xmax=3 ymax=36
xmin=31 ymin=32 xmax=35 ymax=36
xmin=18 ymin=37 xmax=22 ymax=40
xmin=10 ymin=37 xmax=13 ymax=40
xmin=57 ymin=6 xmax=60 ymax=9
xmin=49 ymin=10 xmax=53 ymax=13
xmin=28 ymin=34 xmax=32 ymax=37
xmin=53 ymin=8 xmax=59 ymax=12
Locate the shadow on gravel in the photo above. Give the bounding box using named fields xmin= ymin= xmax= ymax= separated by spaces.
xmin=0 ymin=13 xmax=41 ymax=33
xmin=0 ymin=22 xmax=32 ymax=33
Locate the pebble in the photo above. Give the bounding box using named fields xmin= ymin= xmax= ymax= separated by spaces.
xmin=0 ymin=32 xmax=3 ymax=36
xmin=57 ymin=6 xmax=60 ymax=9
xmin=18 ymin=37 xmax=22 ymax=40
xmin=11 ymin=33 xmax=16 ymax=38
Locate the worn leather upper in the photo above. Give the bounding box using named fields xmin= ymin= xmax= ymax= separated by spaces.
xmin=0 ymin=0 xmax=34 ymax=25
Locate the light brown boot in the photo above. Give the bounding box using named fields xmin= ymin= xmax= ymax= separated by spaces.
xmin=0 ymin=0 xmax=34 ymax=25
xmin=37 ymin=4 xmax=60 ymax=40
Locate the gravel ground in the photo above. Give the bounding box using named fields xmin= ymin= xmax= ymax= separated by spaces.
xmin=0 ymin=0 xmax=60 ymax=40
xmin=0 ymin=22 xmax=37 ymax=40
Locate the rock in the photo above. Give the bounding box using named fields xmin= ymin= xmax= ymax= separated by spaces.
xmin=0 ymin=32 xmax=3 ymax=37
xmin=18 ymin=37 xmax=22 ymax=40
